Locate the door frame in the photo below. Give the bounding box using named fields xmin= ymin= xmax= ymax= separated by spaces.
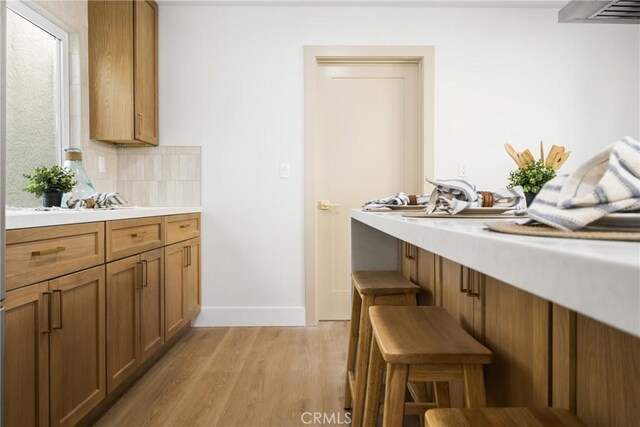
xmin=303 ymin=46 xmax=435 ymax=326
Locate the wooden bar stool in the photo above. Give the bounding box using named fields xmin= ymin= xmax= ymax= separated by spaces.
xmin=363 ymin=306 xmax=493 ymax=427
xmin=345 ymin=271 xmax=421 ymax=427
xmin=425 ymin=408 xmax=587 ymax=426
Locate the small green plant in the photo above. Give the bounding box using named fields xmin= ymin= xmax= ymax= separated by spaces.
xmin=508 ymin=159 xmax=556 ymax=194
xmin=23 ymin=165 xmax=76 ymax=198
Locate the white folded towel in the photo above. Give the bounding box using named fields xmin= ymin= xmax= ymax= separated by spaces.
xmin=362 ymin=192 xmax=429 ymax=210
xmin=426 ymin=179 xmax=525 ymax=214
xmin=525 ymin=137 xmax=640 ymax=231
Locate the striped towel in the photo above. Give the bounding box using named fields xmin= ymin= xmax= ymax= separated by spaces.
xmin=525 ymin=137 xmax=640 ymax=231
xmin=362 ymin=192 xmax=429 ymax=210
xmin=426 ymin=179 xmax=525 ymax=214
xmin=66 ymin=192 xmax=129 ymax=209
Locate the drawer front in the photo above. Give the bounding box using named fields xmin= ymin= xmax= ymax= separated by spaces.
xmin=107 ymin=217 xmax=164 ymax=261
xmin=165 ymin=214 xmax=200 ymax=245
xmin=6 ymin=222 xmax=105 ymax=291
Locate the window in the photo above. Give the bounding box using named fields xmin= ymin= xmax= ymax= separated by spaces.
xmin=5 ymin=1 xmax=69 ymax=207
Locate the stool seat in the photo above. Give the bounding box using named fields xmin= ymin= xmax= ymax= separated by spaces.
xmin=370 ymin=306 xmax=492 ymax=365
xmin=425 ymin=408 xmax=587 ymax=427
xmin=352 ymin=270 xmax=421 ymax=295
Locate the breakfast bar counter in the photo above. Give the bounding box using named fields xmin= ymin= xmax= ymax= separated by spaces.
xmin=351 ymin=209 xmax=640 ymax=426
xmin=351 ymin=210 xmax=640 ymax=337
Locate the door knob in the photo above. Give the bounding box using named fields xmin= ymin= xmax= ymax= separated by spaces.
xmin=318 ymin=200 xmax=340 ymax=210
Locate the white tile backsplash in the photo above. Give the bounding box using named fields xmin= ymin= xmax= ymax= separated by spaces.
xmin=116 ymin=146 xmax=201 ymax=207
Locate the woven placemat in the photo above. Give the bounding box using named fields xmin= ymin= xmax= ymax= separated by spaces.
xmin=487 ymin=222 xmax=640 ymax=242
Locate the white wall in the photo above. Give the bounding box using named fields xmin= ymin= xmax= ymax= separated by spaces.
xmin=158 ymin=5 xmax=640 ymax=326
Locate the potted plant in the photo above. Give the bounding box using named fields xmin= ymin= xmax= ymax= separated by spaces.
xmin=23 ymin=165 xmax=77 ymax=207
xmin=508 ymin=159 xmax=557 ymax=206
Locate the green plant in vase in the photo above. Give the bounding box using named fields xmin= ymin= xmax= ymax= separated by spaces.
xmin=508 ymin=160 xmax=556 ymax=206
xmin=23 ymin=165 xmax=77 ymax=208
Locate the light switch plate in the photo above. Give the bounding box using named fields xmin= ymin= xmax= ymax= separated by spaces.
xmin=458 ymin=161 xmax=468 ymax=177
xmin=280 ymin=162 xmax=290 ymax=179
xmin=98 ymin=156 xmax=106 ymax=174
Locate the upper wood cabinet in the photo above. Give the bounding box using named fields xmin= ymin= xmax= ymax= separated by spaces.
xmin=88 ymin=0 xmax=159 ymax=145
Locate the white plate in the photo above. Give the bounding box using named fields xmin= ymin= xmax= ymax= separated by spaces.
xmin=459 ymin=207 xmax=514 ymax=215
xmin=386 ymin=205 xmax=427 ymax=211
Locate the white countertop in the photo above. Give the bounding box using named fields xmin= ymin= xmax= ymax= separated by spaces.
xmin=352 ymin=210 xmax=640 ymax=337
xmin=6 ymin=207 xmax=202 ymax=230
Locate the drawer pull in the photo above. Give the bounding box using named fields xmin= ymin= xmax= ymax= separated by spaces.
xmin=131 ymin=232 xmax=148 ymax=238
xmin=179 ymin=224 xmax=192 ymax=229
xmin=32 ymin=246 xmax=66 ymax=257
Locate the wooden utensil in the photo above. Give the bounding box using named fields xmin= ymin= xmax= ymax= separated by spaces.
xmin=504 ymin=144 xmax=525 ymax=168
xmin=520 ymin=149 xmax=535 ymax=166
xmin=540 ymin=141 xmax=544 ymax=162
xmin=545 ymin=145 xmax=565 ymax=168
xmin=552 ymin=151 xmax=570 ymax=170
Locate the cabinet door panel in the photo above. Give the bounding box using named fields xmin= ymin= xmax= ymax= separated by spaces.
xmin=134 ymin=0 xmax=158 ymax=144
xmin=4 ymin=283 xmax=50 ymax=427
xmin=416 ymin=248 xmax=436 ymax=306
xmin=49 ymin=266 xmax=106 ymax=427
xmin=106 ymin=255 xmax=141 ymax=392
xmin=141 ymin=248 xmax=165 ymax=360
xmin=165 ymin=242 xmax=186 ymax=340
xmin=438 ymin=258 xmax=474 ymax=334
xmin=436 ymin=257 xmax=474 ymax=408
xmin=400 ymin=242 xmax=417 ymax=283
xmin=482 ymin=276 xmax=550 ymax=407
xmin=575 ymin=314 xmax=640 ymax=426
xmin=185 ymin=238 xmax=201 ymax=321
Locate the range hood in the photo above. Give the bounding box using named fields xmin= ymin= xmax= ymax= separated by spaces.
xmin=559 ymin=0 xmax=640 ymax=23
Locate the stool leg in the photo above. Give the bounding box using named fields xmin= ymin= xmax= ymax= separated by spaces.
xmin=463 ymin=365 xmax=487 ymax=408
xmin=434 ymin=382 xmax=451 ymax=408
xmin=344 ymin=289 xmax=363 ymax=409
xmin=351 ymin=295 xmax=374 ymax=426
xmin=383 ymin=364 xmax=409 ymax=427
xmin=362 ymin=336 xmax=385 ymax=427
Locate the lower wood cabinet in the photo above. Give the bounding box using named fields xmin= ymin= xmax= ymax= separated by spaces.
xmin=165 ymin=238 xmax=201 ymax=341
xmin=106 ymin=248 xmax=164 ymax=393
xmin=481 ymin=276 xmax=550 ymax=408
xmin=4 ymin=266 xmax=106 ymax=427
xmin=184 ymin=237 xmax=201 ymax=320
xmin=4 ymin=282 xmax=50 ymax=427
xmin=165 ymin=242 xmax=186 ymax=340
xmin=404 ymin=240 xmax=638 ymax=426
xmin=4 ymin=214 xmax=200 ymax=427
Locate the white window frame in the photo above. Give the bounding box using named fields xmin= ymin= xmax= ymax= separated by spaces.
xmin=6 ymin=0 xmax=69 ymax=164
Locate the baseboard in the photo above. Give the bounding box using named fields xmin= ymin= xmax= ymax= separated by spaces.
xmin=193 ymin=306 xmax=306 ymax=327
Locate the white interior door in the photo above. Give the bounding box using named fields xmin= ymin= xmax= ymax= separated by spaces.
xmin=315 ymin=62 xmax=421 ymax=320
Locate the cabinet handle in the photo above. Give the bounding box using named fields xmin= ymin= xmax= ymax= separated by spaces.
xmin=460 ymin=268 xmax=469 ymax=293
xmin=131 ymin=232 xmax=148 ymax=238
xmin=183 ymin=247 xmax=189 ymax=268
xmin=466 ymin=270 xmax=481 ymax=298
xmin=136 ymin=261 xmax=144 ymax=289
xmin=53 ymin=290 xmax=63 ymax=330
xmin=32 ymin=246 xmax=65 ymax=257
xmin=188 ymin=246 xmax=192 ymax=267
xmin=143 ymin=260 xmax=149 ymax=288
xmin=43 ymin=291 xmax=52 ymax=334
xmin=406 ymin=244 xmax=415 ymax=260
xmin=179 ymin=224 xmax=191 ymax=229
xmin=137 ymin=113 xmax=144 ymax=134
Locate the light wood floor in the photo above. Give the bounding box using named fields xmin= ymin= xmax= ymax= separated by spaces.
xmin=95 ymin=322 xmax=350 ymax=427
